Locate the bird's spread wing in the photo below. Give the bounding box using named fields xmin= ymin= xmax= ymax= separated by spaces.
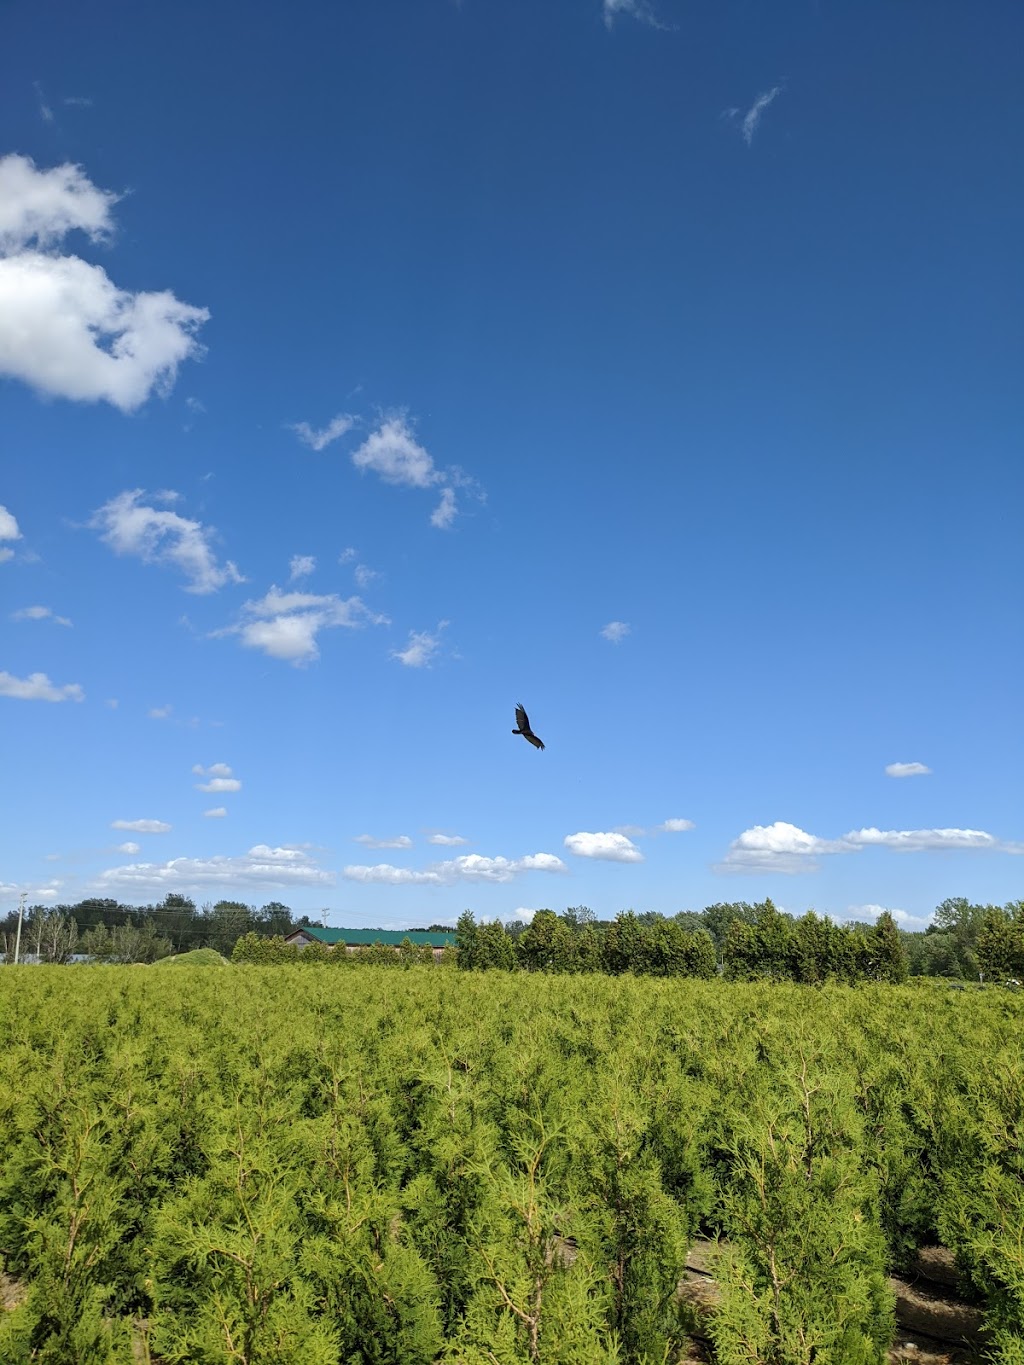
xmin=515 ymin=704 xmax=530 ymax=732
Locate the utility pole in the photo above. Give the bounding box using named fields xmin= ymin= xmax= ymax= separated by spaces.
xmin=13 ymin=893 xmax=26 ymax=966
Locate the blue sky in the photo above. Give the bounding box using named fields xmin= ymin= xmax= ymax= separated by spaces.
xmin=2 ymin=0 xmax=1021 ymax=930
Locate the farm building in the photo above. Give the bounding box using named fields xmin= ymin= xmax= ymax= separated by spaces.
xmin=283 ymin=926 xmax=456 ymax=960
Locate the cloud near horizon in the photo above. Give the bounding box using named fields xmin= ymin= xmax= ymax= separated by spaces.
xmin=344 ymin=851 xmax=566 ymax=886
xmin=94 ymin=844 xmax=333 ymax=893
xmin=564 ymin=831 xmax=644 ymax=863
xmin=718 ymin=819 xmax=1006 ymax=873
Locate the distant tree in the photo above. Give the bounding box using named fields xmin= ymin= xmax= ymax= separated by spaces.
xmin=476 ymin=918 xmax=517 ymax=971
xmin=701 ymin=902 xmax=757 ymax=958
xmin=976 ymin=905 xmax=1024 ymax=981
xmin=866 ymin=911 xmax=908 ymax=984
xmin=602 ymin=911 xmax=650 ymax=975
xmin=455 ymin=910 xmax=479 ymax=970
xmin=931 ymin=897 xmax=992 ymax=979
xmin=903 ymin=929 xmax=963 ymax=978
xmin=517 ymin=910 xmax=573 ymax=971
xmin=206 ymin=901 xmax=255 ymax=956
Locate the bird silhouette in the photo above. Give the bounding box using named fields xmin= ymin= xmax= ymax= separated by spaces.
xmin=513 ymin=703 xmax=545 ymax=750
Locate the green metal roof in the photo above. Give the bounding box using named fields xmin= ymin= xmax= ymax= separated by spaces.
xmin=289 ymin=926 xmax=456 ymax=947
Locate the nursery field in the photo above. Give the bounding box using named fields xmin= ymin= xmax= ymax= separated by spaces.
xmin=0 ymin=967 xmax=1021 ymax=1365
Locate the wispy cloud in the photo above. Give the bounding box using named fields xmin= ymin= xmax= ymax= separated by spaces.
xmin=111 ymin=818 xmax=171 ymax=834
xmin=148 ymin=704 xmax=173 ymax=720
xmin=344 ymin=851 xmax=566 ymax=886
xmin=12 ymin=605 xmax=72 ymax=626
xmin=354 ymin=563 xmax=379 ymax=589
xmin=95 ymin=844 xmax=333 ymax=893
xmin=717 ymin=819 xmax=1006 ymax=874
xmin=603 ymin=0 xmax=666 ymax=30
xmin=427 ymin=833 xmax=469 ymax=847
xmin=392 ymin=621 xmax=448 ymax=668
xmin=33 ymin=81 xmax=54 ymax=124
xmin=885 ymin=761 xmax=932 ymax=778
xmin=613 ymin=818 xmax=694 ymax=837
xmin=291 ymin=413 xmax=356 ymax=452
xmin=564 ymin=831 xmax=644 ymax=863
xmin=204 ymin=807 xmax=227 ymax=819
xmin=0 ymin=670 xmax=83 ymax=702
xmin=600 ymin=620 xmax=631 ymax=643
xmin=91 ymin=489 xmax=243 ymax=594
xmin=216 ymin=585 xmax=388 ymax=665
xmin=0 ymin=154 xmax=208 ymax=410
xmin=430 ymin=486 xmax=458 ymax=530
xmin=737 ymin=86 xmax=782 ymax=146
xmin=354 ymin=834 xmax=413 ymax=850
xmin=116 ymin=841 xmax=140 ymax=854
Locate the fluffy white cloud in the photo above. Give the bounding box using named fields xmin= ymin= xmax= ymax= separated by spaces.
xmin=289 ymin=554 xmax=315 ymax=581
xmin=0 ymin=155 xmax=208 ymax=411
xmin=848 ymin=903 xmax=931 ymax=931
xmin=192 ymin=762 xmax=233 ymax=778
xmin=192 ymin=763 xmax=240 ymax=793
xmin=0 ymin=153 xmax=116 ymax=251
xmin=352 ymin=415 xmax=438 ymax=488
xmin=392 ymin=622 xmax=447 ymax=668
xmin=885 ymin=762 xmax=932 ymax=778
xmin=216 ymin=585 xmax=388 ymax=665
xmin=354 ymin=834 xmax=413 ymax=850
xmin=659 ymin=818 xmax=695 ymax=832
xmin=0 ymin=670 xmax=83 ymax=702
xmin=601 ymin=620 xmax=630 ymax=643
xmin=428 ymin=833 xmax=469 ymax=846
xmin=719 ymin=820 xmax=1006 ymax=873
xmin=0 ymin=505 xmax=22 ymax=561
xmin=291 ymin=414 xmax=356 ymax=451
xmin=344 ymin=851 xmax=566 ymax=886
xmin=94 ymin=844 xmax=333 ymax=893
xmin=111 ymin=818 xmax=171 ymax=834
xmin=564 ymin=831 xmax=644 ymax=863
xmin=116 ymin=841 xmax=140 ymax=854
xmin=12 ymin=605 xmax=72 ymax=626
xmin=91 ymin=490 xmax=243 ymax=594
xmin=204 ymin=807 xmax=228 ymax=818
xmin=354 ymin=563 xmax=379 ymax=589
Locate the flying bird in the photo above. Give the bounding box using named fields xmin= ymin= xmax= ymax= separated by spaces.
xmin=513 ymin=703 xmax=545 ymax=751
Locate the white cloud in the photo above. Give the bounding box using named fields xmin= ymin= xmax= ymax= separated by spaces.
xmin=885 ymin=762 xmax=932 ymax=778
xmin=148 ymin=704 xmax=173 ymax=719
xmin=430 ymin=486 xmax=458 ymax=530
xmin=392 ymin=622 xmax=447 ymax=668
xmin=846 ymin=827 xmax=998 ymax=853
xmin=352 ymin=415 xmax=438 ymax=489
xmin=740 ymin=86 xmax=782 ymax=146
xmin=91 ymin=490 xmax=243 ymax=594
xmin=116 ymin=841 xmax=141 ymax=854
xmin=718 ymin=819 xmax=1006 ymax=873
xmin=848 ymin=903 xmax=931 ymax=931
xmin=204 ymin=807 xmax=228 ymax=818
xmin=195 ymin=776 xmax=241 ymax=794
xmin=12 ymin=605 xmax=72 ymax=626
xmin=339 ymin=546 xmax=358 ymax=564
xmin=216 ymin=584 xmax=388 ymax=665
xmin=354 ymin=563 xmax=379 ymax=589
xmin=354 ymin=834 xmax=413 ymax=850
xmin=603 ymin=0 xmax=664 ymax=29
xmin=601 ymin=620 xmax=630 ymax=643
xmin=34 ymin=82 xmax=54 ymax=125
xmin=111 ymin=818 xmax=171 ymax=834
xmin=344 ymin=851 xmax=566 ymax=886
xmin=192 ymin=762 xmax=233 ymax=778
xmin=0 ymin=153 xmax=116 ymax=251
xmin=94 ymin=844 xmax=333 ymax=893
xmin=0 ymin=670 xmax=83 ymax=702
xmin=659 ymin=818 xmax=695 ymax=832
xmin=428 ymin=833 xmax=469 ymax=846
xmin=0 ymin=504 xmax=22 ymax=543
xmin=507 ymin=908 xmax=538 ymax=923
xmin=0 ymin=250 xmax=208 ymax=411
xmin=564 ymin=831 xmax=644 ymax=863
xmin=292 ymin=413 xmax=356 ymax=452
xmin=289 ymin=554 xmax=315 ymax=581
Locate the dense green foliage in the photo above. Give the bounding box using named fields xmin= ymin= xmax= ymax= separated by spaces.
xmin=1 ymin=968 xmax=1022 ymax=1363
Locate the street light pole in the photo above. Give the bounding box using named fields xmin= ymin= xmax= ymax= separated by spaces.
xmin=13 ymin=892 xmax=26 ymax=966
